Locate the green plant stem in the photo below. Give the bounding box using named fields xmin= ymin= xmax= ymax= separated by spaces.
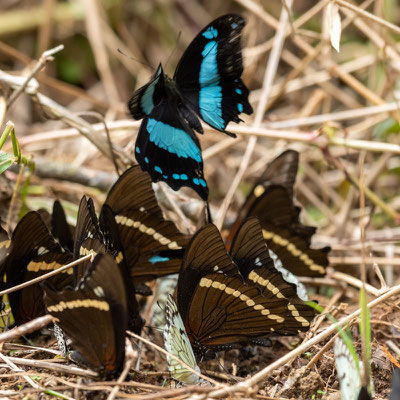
xmin=0 ymin=121 xmax=14 ymax=151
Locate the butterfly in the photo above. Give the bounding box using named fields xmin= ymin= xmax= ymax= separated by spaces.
xmin=228 ymin=150 xmax=330 ymax=277
xmin=176 ymin=218 xmax=315 ymax=358
xmin=102 ymin=165 xmax=190 ymax=283
xmin=38 ymin=200 xmax=74 ymax=253
xmin=0 ymin=212 xmax=73 ymax=326
xmin=74 ymin=195 xmax=144 ymax=334
xmin=163 ymin=294 xmax=201 ymax=385
xmin=128 ymin=14 xmax=253 ymax=200
xmin=43 ymin=253 xmax=127 ymax=379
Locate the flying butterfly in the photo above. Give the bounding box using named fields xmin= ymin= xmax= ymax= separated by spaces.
xmin=176 ymin=220 xmax=315 ymax=358
xmin=102 ymin=165 xmax=190 ymax=283
xmin=163 ymin=294 xmax=201 ymax=385
xmin=0 ymin=212 xmax=72 ymax=326
xmin=43 ymin=253 xmax=127 ymax=379
xmin=128 ymin=14 xmax=253 ymax=200
xmin=228 ymin=150 xmax=330 ymax=277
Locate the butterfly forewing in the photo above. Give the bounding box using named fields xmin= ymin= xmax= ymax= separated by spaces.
xmin=43 ymin=253 xmax=127 ymax=378
xmin=163 ymin=294 xmax=201 ymax=384
xmin=174 ymin=14 xmax=252 ymax=132
xmin=128 ymin=64 xmax=166 ymax=119
xmin=2 ymin=212 xmax=73 ymax=325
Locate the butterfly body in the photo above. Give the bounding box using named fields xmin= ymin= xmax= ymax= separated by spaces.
xmin=129 ymin=14 xmax=253 ymax=200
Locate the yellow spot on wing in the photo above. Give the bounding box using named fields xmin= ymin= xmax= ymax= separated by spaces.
xmin=47 ymin=299 xmax=109 ymax=312
xmin=262 ymin=229 xmax=325 ymax=274
xmin=115 ymin=214 xmax=181 ymax=250
xmin=198 ymin=277 xmax=284 ymax=323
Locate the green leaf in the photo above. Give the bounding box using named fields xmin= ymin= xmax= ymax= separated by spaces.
xmin=0 ymin=152 xmax=14 ymax=174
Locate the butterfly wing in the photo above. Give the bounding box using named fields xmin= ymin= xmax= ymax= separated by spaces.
xmin=43 ymin=253 xmax=127 ymax=379
xmin=229 ymin=217 xmax=315 ymax=332
xmin=51 ymin=200 xmax=74 ymax=252
xmin=128 ymin=64 xmax=166 ymax=119
xmin=103 ymin=166 xmax=190 ymax=283
xmin=2 ymin=212 xmax=73 ymax=325
xmin=174 ymin=14 xmax=253 ymax=133
xmin=163 ymin=294 xmax=200 ymax=384
xmin=135 ymin=99 xmax=208 ymax=200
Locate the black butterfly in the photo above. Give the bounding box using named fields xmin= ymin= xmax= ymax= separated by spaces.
xmin=128 ymin=14 xmax=253 ymax=200
xmin=43 ymin=253 xmax=127 ymax=379
xmin=228 ymin=150 xmax=330 ymax=277
xmin=39 ymin=200 xmax=74 ymax=253
xmin=74 ymin=196 xmax=144 ymax=334
xmin=0 ymin=212 xmax=73 ymax=326
xmin=102 ymin=165 xmax=190 ymax=283
xmin=176 ymin=218 xmax=315 ymax=358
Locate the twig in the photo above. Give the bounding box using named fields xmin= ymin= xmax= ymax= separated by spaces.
xmin=333 ymin=0 xmax=400 ymax=36
xmin=107 ymin=339 xmax=136 ymax=400
xmin=5 ymin=356 xmax=98 ymax=377
xmin=0 ymin=253 xmax=94 ymax=297
xmin=0 ymin=314 xmax=54 ymax=343
xmin=127 ymin=331 xmax=222 ymax=387
xmin=7 ymin=44 xmax=64 ymax=107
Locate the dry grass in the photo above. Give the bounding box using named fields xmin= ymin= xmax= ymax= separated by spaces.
xmin=0 ymin=0 xmax=400 ymax=398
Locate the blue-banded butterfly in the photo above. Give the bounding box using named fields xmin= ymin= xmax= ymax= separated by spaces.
xmin=129 ymin=14 xmax=253 ymax=200
xmin=176 ymin=218 xmax=315 ymax=358
xmin=228 ymin=150 xmax=330 ymax=277
xmin=0 ymin=212 xmax=73 ymax=327
xmin=43 ymin=253 xmax=127 ymax=379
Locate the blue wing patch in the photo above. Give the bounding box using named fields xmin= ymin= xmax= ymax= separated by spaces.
xmin=128 ymin=64 xmax=165 ymax=119
xmin=135 ymin=100 xmax=209 ymax=200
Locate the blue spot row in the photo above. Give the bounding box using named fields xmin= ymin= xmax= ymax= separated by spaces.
xmin=235 ymin=88 xmax=242 ymax=95
xmin=237 ymin=103 xmax=243 ymax=112
xmin=155 ymin=166 xmax=162 ymax=174
xmin=172 ymin=173 xmax=188 ymax=181
xmin=202 ymin=26 xmax=218 ymax=39
xmin=136 ymin=146 xmax=140 ymax=154
xmin=193 ymin=178 xmax=207 ymax=188
xmin=145 ymin=157 xmax=149 ymax=164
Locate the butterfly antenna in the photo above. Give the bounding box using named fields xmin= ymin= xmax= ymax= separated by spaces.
xmin=164 ymin=31 xmax=182 ymax=71
xmin=117 ymin=48 xmax=155 ymax=71
xmin=205 ymin=201 xmax=213 ymax=224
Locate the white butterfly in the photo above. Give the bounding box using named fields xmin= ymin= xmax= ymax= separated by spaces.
xmin=163 ymin=294 xmax=201 ymax=385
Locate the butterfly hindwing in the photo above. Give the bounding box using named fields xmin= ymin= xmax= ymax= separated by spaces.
xmin=43 ymin=253 xmax=127 ymax=379
xmin=163 ymin=294 xmax=201 ymax=385
xmin=135 ymin=100 xmax=208 ymax=200
xmin=174 ymin=14 xmax=252 ymax=133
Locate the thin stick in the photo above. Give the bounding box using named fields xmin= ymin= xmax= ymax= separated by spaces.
xmin=333 ymin=0 xmax=400 ymax=36
xmin=329 ymin=270 xmax=381 ymax=297
xmin=127 ymin=331 xmax=221 ymax=387
xmin=106 ymin=339 xmax=135 ymax=400
xmin=8 ymin=44 xmax=64 ymax=107
xmin=5 ymin=356 xmax=98 ymax=377
xmin=0 ymin=314 xmax=54 ymax=343
xmin=0 ymin=253 xmax=94 ymax=297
